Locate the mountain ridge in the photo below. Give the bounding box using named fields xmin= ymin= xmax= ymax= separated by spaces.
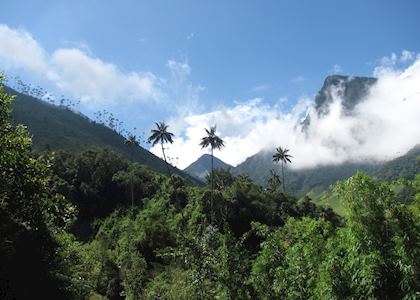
xmin=7 ymin=86 xmax=202 ymax=185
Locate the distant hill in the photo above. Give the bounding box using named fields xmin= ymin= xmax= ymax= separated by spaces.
xmin=7 ymin=86 xmax=201 ymax=185
xmin=231 ymin=147 xmax=420 ymax=197
xmin=184 ymin=154 xmax=233 ymax=181
xmin=371 ymin=144 xmax=420 ymax=181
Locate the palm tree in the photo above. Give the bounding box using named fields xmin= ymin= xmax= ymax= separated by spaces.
xmin=199 ymin=126 xmax=225 ymax=224
xmin=124 ymin=134 xmax=138 ymax=206
xmin=199 ymin=126 xmax=225 ymax=193
xmin=148 ymin=122 xmax=174 ymax=175
xmin=272 ymin=147 xmax=292 ymax=193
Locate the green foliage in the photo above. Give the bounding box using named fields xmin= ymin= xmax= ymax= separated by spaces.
xmin=251 ymin=217 xmax=334 ymax=299
xmin=0 ymin=75 xmax=75 ymax=298
xmin=112 ymin=162 xmax=159 ymax=205
xmin=316 ymin=173 xmax=420 ymax=299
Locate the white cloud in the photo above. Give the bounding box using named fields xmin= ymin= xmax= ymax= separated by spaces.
xmin=332 ymin=64 xmax=343 ymax=73
xmin=0 ymin=24 xmax=162 ymax=107
xmin=291 ymin=76 xmax=305 ymax=83
xmin=165 ymin=59 xmax=205 ymax=120
xmin=0 ymin=24 xmax=48 ymax=73
xmin=400 ymin=50 xmax=415 ymax=62
xmin=166 ymin=59 xmax=191 ymax=77
xmin=250 ymin=84 xmax=269 ymax=92
xmin=374 ymin=51 xmax=418 ymax=76
xmin=151 ymin=97 xmax=309 ymax=169
xmin=157 ymin=57 xmax=420 ymax=170
xmin=50 ymin=48 xmax=161 ymax=106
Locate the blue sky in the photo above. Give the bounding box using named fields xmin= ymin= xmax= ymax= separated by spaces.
xmin=1 ymin=0 xmax=420 ymax=168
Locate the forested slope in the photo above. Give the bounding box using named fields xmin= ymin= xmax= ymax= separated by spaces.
xmin=7 ymin=86 xmax=200 ymax=185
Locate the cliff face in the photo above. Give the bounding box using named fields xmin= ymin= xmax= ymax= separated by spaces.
xmin=300 ymin=75 xmax=377 ymax=131
xmin=314 ymin=75 xmax=377 ymax=116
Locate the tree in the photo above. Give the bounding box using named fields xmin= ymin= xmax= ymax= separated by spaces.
xmin=0 ymin=74 xmax=75 ymax=298
xmin=148 ymin=122 xmax=174 ymax=175
xmin=199 ymin=126 xmax=225 ymax=223
xmin=199 ymin=126 xmax=225 ymax=193
xmin=124 ymin=134 xmax=139 ymax=206
xmin=272 ymin=147 xmax=292 ymax=193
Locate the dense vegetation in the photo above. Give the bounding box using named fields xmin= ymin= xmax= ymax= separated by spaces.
xmin=1 ymin=77 xmax=420 ymax=299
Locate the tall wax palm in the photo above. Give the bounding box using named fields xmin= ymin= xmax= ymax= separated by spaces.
xmin=267 ymin=169 xmax=282 ymax=193
xmin=148 ymin=122 xmax=174 ymax=175
xmin=199 ymin=126 xmax=225 ymax=193
xmin=124 ymin=134 xmax=139 ymax=206
xmin=272 ymin=146 xmax=292 ymax=193
xmin=200 ymin=126 xmax=225 ymax=224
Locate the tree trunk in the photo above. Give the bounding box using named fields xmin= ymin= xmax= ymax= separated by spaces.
xmin=282 ymin=161 xmax=285 ymax=193
xmin=129 ymin=145 xmax=134 ymax=206
xmin=211 ymin=147 xmax=214 ymax=224
xmin=161 ymin=141 xmax=171 ymax=176
xmin=211 ymin=147 xmax=214 ymax=192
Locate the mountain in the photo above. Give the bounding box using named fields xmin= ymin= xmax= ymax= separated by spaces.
xmin=232 ymin=75 xmax=419 ymax=196
xmin=184 ymin=154 xmax=233 ymax=181
xmin=231 ymin=150 xmax=377 ymax=195
xmin=302 ymin=75 xmax=377 ymax=129
xmin=232 ymin=146 xmax=420 ymax=197
xmin=314 ymin=75 xmax=377 ymax=115
xmin=7 ymin=86 xmax=201 ymax=185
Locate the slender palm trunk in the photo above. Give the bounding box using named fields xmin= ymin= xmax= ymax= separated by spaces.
xmin=161 ymin=141 xmax=171 ymax=176
xmin=211 ymin=147 xmax=214 ymax=224
xmin=281 ymin=161 xmax=285 ymax=193
xmin=129 ymin=145 xmax=134 ymax=206
xmin=211 ymin=147 xmax=214 ymax=192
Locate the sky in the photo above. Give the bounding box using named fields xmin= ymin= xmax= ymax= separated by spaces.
xmin=1 ymin=0 xmax=420 ymax=169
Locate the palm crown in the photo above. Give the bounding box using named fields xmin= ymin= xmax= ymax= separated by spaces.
xmin=272 ymin=146 xmax=292 ymax=193
xmin=124 ymin=134 xmax=139 ymax=146
xmin=272 ymin=147 xmax=292 ymax=164
xmin=148 ymin=122 xmax=174 ymax=146
xmin=148 ymin=121 xmax=174 ymax=175
xmin=199 ymin=126 xmax=225 ymax=150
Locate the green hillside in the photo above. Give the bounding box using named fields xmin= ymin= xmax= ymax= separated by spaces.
xmin=232 ymin=147 xmax=420 ymax=197
xmin=7 ymin=86 xmax=201 ymax=185
xmin=372 ymin=145 xmax=420 ymax=181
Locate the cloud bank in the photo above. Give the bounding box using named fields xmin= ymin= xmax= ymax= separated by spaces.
xmin=0 ymin=24 xmax=162 ymax=107
xmin=153 ymin=52 xmax=420 ymax=170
